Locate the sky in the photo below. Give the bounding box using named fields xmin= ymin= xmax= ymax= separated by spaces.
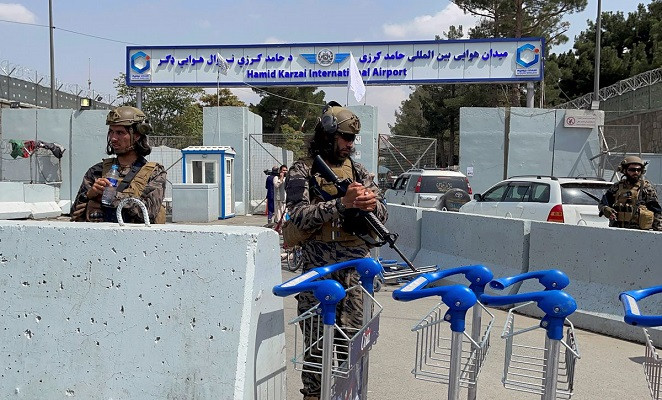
xmin=0 ymin=0 xmax=652 ymax=133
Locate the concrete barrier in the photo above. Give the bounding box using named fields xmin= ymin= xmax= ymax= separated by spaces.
xmin=0 ymin=221 xmax=286 ymax=399
xmin=525 ymin=221 xmax=662 ymax=343
xmin=0 ymin=182 xmax=62 ymax=219
xmin=413 ymin=209 xmax=529 ymax=284
xmin=380 ymin=205 xmax=422 ymax=263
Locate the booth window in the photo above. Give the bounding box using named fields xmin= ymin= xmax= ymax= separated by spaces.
xmin=192 ymin=161 xmax=217 ymax=184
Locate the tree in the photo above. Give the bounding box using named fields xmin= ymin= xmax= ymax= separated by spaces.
xmin=554 ymin=1 xmax=662 ymax=101
xmin=249 ymin=87 xmax=326 ymax=134
xmin=113 ymin=73 xmax=204 ymax=138
xmin=199 ymin=88 xmax=246 ymax=107
xmin=453 ymin=0 xmax=587 ymax=105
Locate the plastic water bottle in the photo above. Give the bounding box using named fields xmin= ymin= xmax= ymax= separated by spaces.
xmin=101 ymin=165 xmax=120 ymax=206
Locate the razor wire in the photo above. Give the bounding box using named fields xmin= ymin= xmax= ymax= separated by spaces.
xmin=0 ymin=58 xmax=116 ymax=104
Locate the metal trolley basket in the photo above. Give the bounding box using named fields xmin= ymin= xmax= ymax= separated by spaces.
xmin=480 ymin=270 xmax=581 ymax=400
xmin=411 ymin=300 xmax=494 ymax=388
xmin=290 ymin=284 xmax=382 ymax=379
xmin=393 ymin=265 xmax=495 ymax=400
xmin=273 ymin=258 xmax=383 ymax=400
xmin=620 ymin=285 xmax=662 ymax=400
xmin=500 ymin=302 xmax=580 ymax=399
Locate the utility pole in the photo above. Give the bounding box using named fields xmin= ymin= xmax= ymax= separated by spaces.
xmin=49 ymin=0 xmax=55 ymax=108
xmin=593 ymin=0 xmax=602 ymax=106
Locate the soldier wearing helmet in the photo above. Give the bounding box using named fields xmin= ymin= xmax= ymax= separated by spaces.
xmin=70 ymin=106 xmax=167 ymax=224
xmin=283 ymin=102 xmax=387 ymax=400
xmin=599 ymin=155 xmax=662 ymax=230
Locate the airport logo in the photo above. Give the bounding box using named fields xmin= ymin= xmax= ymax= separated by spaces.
xmin=130 ymin=51 xmax=151 ymax=81
xmin=300 ymin=49 xmax=350 ymax=66
xmin=515 ymin=44 xmax=541 ymax=77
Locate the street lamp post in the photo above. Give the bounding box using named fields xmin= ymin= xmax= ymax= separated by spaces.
xmin=49 ymin=0 xmax=55 ymax=108
xmin=593 ymin=0 xmax=602 ymax=106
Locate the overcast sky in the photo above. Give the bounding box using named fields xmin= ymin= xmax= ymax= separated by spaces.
xmin=0 ymin=0 xmax=651 ymax=133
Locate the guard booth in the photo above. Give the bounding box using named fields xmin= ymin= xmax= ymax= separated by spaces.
xmin=181 ymin=146 xmax=235 ymax=219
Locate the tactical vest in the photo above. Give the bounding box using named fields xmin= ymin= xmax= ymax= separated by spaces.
xmin=312 ymin=158 xmax=364 ymax=246
xmin=613 ymin=181 xmax=641 ymax=225
xmin=92 ymin=158 xmax=166 ymax=224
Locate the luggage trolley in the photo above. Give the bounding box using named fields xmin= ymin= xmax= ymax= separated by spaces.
xmin=392 ymin=265 xmax=495 ymax=400
xmin=619 ymin=285 xmax=662 ymax=399
xmin=480 ymin=270 xmax=581 ymax=400
xmin=272 ymin=258 xmax=383 ymax=400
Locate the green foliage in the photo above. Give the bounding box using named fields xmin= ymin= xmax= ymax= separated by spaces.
xmin=553 ymin=1 xmax=662 ymax=101
xmin=248 ymin=87 xmax=326 ymax=134
xmin=280 ymin=124 xmax=308 ymax=160
xmin=199 ymin=88 xmax=246 ymax=107
xmin=113 ymin=73 xmax=204 ymax=137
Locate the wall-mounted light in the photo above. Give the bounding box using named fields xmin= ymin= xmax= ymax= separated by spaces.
xmin=79 ymin=97 xmax=91 ymax=110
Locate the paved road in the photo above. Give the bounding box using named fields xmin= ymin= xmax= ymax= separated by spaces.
xmin=216 ymin=215 xmax=652 ymax=399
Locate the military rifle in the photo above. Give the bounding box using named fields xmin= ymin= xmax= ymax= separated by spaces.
xmin=313 ymin=155 xmax=419 ymax=272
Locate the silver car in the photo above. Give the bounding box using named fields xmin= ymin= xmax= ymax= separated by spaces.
xmin=384 ymin=168 xmax=473 ymax=209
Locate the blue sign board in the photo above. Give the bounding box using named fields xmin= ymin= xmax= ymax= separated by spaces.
xmin=126 ymin=38 xmax=544 ymax=87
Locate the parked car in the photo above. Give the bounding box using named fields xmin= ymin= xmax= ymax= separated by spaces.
xmin=458 ymin=176 xmax=613 ymax=226
xmin=384 ymin=168 xmax=472 ymax=209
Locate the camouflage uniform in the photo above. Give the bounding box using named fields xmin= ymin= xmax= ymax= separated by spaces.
xmin=71 ymin=156 xmax=167 ymax=224
xmin=286 ymin=156 xmax=387 ymax=399
xmin=599 ymin=177 xmax=662 ymax=230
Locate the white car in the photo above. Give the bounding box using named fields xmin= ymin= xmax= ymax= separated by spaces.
xmin=459 ymin=176 xmax=613 ymax=226
xmin=384 ymin=168 xmax=472 ymax=209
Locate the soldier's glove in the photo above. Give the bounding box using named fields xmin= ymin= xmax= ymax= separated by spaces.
xmin=70 ymin=202 xmax=87 ymax=221
xmin=602 ymin=206 xmax=616 ymax=218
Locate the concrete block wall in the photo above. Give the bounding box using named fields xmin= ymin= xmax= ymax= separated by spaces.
xmin=413 ymin=210 xmax=529 ymax=284
xmin=0 ymin=182 xmax=61 ymax=219
xmin=0 ymin=221 xmax=286 ymax=399
xmin=383 ymin=204 xmax=661 ymax=343
xmin=460 ymin=107 xmax=603 ymax=194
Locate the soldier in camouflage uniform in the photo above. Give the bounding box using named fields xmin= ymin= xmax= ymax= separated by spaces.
xmin=70 ymin=106 xmax=167 ymax=224
xmin=285 ymin=102 xmax=387 ymax=400
xmin=599 ymin=155 xmax=662 ymax=230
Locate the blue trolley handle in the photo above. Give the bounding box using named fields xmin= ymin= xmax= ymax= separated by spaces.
xmin=619 ymin=285 xmax=662 ymax=327
xmin=480 ymin=290 xmax=577 ymax=340
xmin=429 ymin=265 xmax=494 ymax=296
xmin=273 ymin=279 xmax=346 ymax=325
xmin=393 ymin=277 xmax=477 ymax=333
xmin=274 ymin=257 xmax=383 ymax=295
xmin=489 ymin=269 xmax=570 ymax=291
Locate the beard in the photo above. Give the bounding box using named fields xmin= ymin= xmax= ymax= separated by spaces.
xmin=329 ymin=142 xmax=356 ymax=165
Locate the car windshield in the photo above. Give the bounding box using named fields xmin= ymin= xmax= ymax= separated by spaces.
xmin=561 ymin=183 xmax=611 ymax=205
xmin=420 ymin=176 xmax=468 ymax=193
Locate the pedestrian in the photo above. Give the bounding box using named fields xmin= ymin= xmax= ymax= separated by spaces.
xmin=70 ymin=106 xmax=166 ymax=224
xmin=284 ymin=101 xmax=387 ymax=400
xmin=273 ymin=164 xmax=288 ymax=225
xmin=599 ymin=155 xmax=662 ymax=230
xmin=265 ymin=166 xmax=278 ymax=224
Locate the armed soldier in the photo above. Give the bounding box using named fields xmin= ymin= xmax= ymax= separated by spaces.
xmin=284 ymin=101 xmax=387 ymax=400
xmin=599 ymin=155 xmax=662 ymax=230
xmin=70 ymin=106 xmax=166 ymax=224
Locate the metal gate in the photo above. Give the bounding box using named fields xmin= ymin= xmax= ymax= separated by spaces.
xmin=592 ymin=124 xmax=641 ymax=181
xmin=378 ymin=134 xmax=437 ymax=190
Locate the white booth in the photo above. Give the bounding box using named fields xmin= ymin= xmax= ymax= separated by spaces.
xmin=181 ymin=146 xmax=235 ymax=219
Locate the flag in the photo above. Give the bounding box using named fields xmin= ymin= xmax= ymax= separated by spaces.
xmin=217 ymin=52 xmax=230 ymax=75
xmin=348 ymin=54 xmax=366 ymax=102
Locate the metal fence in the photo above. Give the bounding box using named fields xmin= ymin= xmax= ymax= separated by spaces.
xmin=594 ymin=125 xmax=642 ymax=181
xmin=378 ymin=134 xmax=437 ymax=190
xmin=248 ymin=133 xmax=297 ymax=214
